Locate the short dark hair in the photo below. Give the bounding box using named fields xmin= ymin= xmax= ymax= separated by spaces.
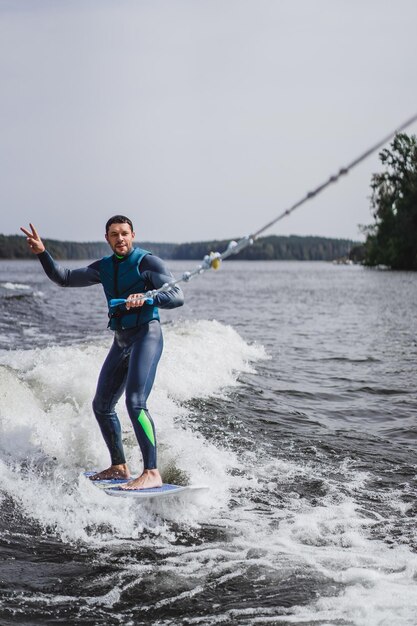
xmin=105 ymin=215 xmax=134 ymax=234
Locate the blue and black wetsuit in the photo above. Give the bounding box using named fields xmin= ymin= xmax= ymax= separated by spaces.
xmin=37 ymin=247 xmax=184 ymax=470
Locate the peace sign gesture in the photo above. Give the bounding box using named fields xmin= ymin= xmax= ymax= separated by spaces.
xmin=20 ymin=223 xmax=46 ymax=255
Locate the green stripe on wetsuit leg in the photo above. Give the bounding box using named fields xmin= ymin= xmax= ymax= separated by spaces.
xmin=138 ymin=409 xmax=155 ymax=446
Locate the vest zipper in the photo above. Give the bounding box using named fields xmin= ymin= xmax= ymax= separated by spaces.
xmin=113 ymin=257 xmax=120 ymax=297
xmin=113 ymin=257 xmax=121 ymax=330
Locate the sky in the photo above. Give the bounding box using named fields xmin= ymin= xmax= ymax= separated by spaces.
xmin=1 ymin=0 xmax=417 ymax=244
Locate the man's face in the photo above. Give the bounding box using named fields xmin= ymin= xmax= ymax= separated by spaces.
xmin=105 ymin=222 xmax=135 ymax=256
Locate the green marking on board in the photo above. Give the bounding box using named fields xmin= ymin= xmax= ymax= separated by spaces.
xmin=138 ymin=409 xmax=155 ymax=446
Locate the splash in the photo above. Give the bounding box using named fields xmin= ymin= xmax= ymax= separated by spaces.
xmin=0 ymin=319 xmax=266 ymax=542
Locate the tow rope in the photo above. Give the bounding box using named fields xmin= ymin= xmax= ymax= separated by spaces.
xmin=110 ymin=111 xmax=417 ymax=308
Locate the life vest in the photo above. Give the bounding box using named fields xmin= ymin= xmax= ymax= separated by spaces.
xmin=99 ymin=247 xmax=160 ymax=330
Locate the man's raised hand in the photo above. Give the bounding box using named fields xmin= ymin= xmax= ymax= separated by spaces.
xmin=20 ymin=223 xmax=46 ymax=255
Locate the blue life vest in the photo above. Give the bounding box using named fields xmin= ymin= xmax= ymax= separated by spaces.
xmin=99 ymin=247 xmax=160 ymax=330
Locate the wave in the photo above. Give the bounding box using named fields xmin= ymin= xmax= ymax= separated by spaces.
xmin=0 ymin=282 xmax=32 ymax=291
xmin=0 ymin=281 xmax=44 ymax=302
xmin=0 ymin=319 xmax=266 ymax=542
xmin=1 ymin=318 xmax=417 ymax=624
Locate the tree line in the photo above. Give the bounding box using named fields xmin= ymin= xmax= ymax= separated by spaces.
xmin=4 ymin=133 xmax=416 ymax=268
xmin=172 ymin=235 xmax=356 ymax=261
xmin=0 ymin=233 xmax=357 ymax=262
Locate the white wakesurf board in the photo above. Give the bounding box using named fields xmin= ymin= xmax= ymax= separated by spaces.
xmin=83 ymin=472 xmax=209 ymax=499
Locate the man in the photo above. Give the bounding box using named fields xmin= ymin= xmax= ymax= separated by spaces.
xmin=21 ymin=216 xmax=184 ymax=490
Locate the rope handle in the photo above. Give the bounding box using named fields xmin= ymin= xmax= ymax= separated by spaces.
xmin=109 ymin=297 xmax=154 ymax=309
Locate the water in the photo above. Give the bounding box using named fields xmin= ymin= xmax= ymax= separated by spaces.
xmin=1 ymin=258 xmax=417 ymax=626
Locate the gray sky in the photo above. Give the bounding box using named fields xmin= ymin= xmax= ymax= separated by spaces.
xmin=1 ymin=0 xmax=417 ymax=243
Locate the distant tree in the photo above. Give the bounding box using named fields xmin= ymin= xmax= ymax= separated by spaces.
xmin=363 ymin=133 xmax=417 ymax=269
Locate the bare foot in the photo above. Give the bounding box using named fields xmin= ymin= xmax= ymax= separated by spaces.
xmin=119 ymin=469 xmax=162 ymax=490
xmin=89 ymin=464 xmax=131 ymax=481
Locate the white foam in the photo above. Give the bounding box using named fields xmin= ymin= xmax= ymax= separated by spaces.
xmin=159 ymin=319 xmax=265 ymax=402
xmin=221 ymin=457 xmax=417 ymax=626
xmin=2 ymin=319 xmax=417 ymax=623
xmin=1 ymin=281 xmax=31 ymax=290
xmin=0 ymin=319 xmax=265 ymax=541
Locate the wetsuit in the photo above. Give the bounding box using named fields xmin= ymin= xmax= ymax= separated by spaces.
xmin=37 ymin=248 xmax=184 ymax=469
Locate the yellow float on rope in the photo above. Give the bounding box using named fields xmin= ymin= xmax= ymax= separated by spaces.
xmin=209 ymin=252 xmax=222 ymax=270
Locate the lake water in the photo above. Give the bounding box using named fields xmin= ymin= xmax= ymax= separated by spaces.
xmin=0 ymin=258 xmax=417 ymax=625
